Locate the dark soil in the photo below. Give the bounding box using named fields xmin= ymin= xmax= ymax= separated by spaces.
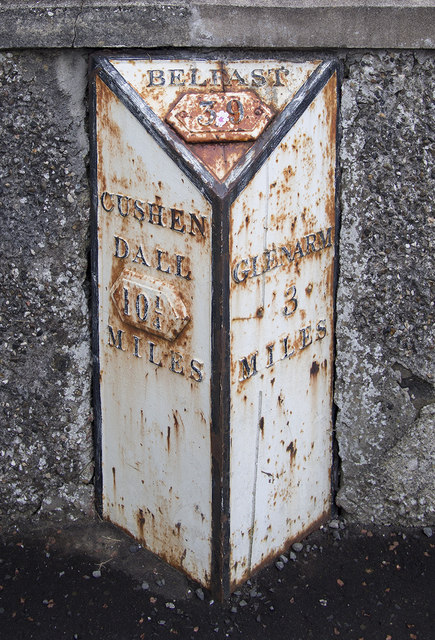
xmin=0 ymin=519 xmax=433 ymax=640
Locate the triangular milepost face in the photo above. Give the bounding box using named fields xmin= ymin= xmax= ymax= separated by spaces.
xmin=110 ymin=59 xmax=320 ymax=181
xmin=90 ymin=56 xmax=339 ymax=599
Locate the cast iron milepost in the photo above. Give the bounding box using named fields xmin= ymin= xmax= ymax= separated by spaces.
xmin=90 ymin=55 xmax=340 ymax=599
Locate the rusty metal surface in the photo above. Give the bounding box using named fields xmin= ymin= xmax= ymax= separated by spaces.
xmin=94 ymin=75 xmax=213 ymax=587
xmin=109 ymin=58 xmax=320 ymax=182
xmin=165 ymin=91 xmax=274 ymax=143
xmin=91 ymin=56 xmax=339 ymax=596
xmin=228 ymin=75 xmax=337 ymax=585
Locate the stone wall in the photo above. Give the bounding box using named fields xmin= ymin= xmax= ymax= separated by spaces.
xmin=336 ymin=51 xmax=435 ymax=525
xmin=0 ymin=51 xmax=94 ymax=526
xmin=0 ymin=48 xmax=433 ymax=529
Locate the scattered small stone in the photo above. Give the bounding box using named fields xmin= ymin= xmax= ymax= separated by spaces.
xmin=158 ymin=620 xmax=166 ymax=625
xmin=156 ymin=578 xmax=165 ymax=587
xmin=165 ymin=602 xmax=175 ymax=609
xmin=239 ymin=599 xmax=248 ymax=607
xmin=305 ymin=545 xmax=311 ymax=552
xmin=423 ymin=527 xmax=433 ymax=538
xmin=141 ymin=581 xmax=149 ymax=591
xmin=319 ymin=599 xmax=328 ymax=607
xmin=289 ymin=551 xmax=297 ymax=561
xmin=195 ymin=588 xmax=205 ymax=601
xmin=92 ymin=570 xmax=101 ymax=579
xmin=129 ymin=545 xmax=140 ymax=553
xmin=292 ymin=542 xmax=303 ymax=552
xmin=275 ymin=560 xmax=285 ymax=571
xmin=256 ymin=614 xmax=261 ymax=622
xmin=231 ymin=606 xmax=237 ymax=613
xmin=333 ymin=530 xmax=341 ymax=540
xmin=329 ymin=520 xmax=340 ymax=529
xmin=280 ymin=554 xmax=289 ymax=563
xmin=249 ymin=588 xmax=258 ymax=598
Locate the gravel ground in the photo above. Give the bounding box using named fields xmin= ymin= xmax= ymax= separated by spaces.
xmin=0 ymin=519 xmax=433 ymax=640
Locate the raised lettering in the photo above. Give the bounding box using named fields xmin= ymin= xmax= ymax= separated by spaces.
xmin=266 ymin=344 xmax=275 ymax=368
xmin=281 ymin=335 xmax=295 ymax=359
xmin=280 ymin=245 xmax=294 ymax=264
xmin=149 ymin=341 xmax=162 ymax=367
xmin=136 ymin=293 xmax=149 ymax=322
xmin=133 ymin=335 xmax=141 ymax=358
xmin=101 ymin=191 xmax=114 ymax=212
xmin=156 ymin=249 xmax=170 ymax=274
xmin=233 ymin=259 xmax=250 ymax=283
xmin=270 ymin=67 xmax=289 ymax=87
xmin=114 ymin=236 xmax=129 ymax=259
xmin=251 ymin=69 xmax=266 ymax=87
xmin=305 ymin=233 xmax=318 ymax=254
xmin=318 ymin=227 xmax=332 ymax=249
xmin=148 ymin=202 xmax=165 ymax=226
xmin=239 ymin=352 xmax=258 ymax=381
xmin=169 ymin=208 xmax=185 ymax=233
xmin=176 ymin=254 xmax=191 ymax=280
xmin=189 ymin=212 xmax=207 ymax=237
xmin=133 ymin=199 xmax=145 ymax=222
xmin=117 ymin=195 xmax=130 ymax=217
xmin=132 ymin=245 xmax=150 ymax=266
xmin=190 ymin=68 xmax=207 ymax=86
xmin=169 ymin=69 xmax=185 ymax=86
xmin=108 ymin=326 xmax=124 ymax=350
xmin=148 ymin=69 xmax=165 ymax=86
xmin=211 ymin=69 xmax=230 ymax=86
xmin=229 ymin=69 xmax=247 ymax=85
xmin=300 ymin=325 xmax=313 ymax=350
xmin=190 ymin=359 xmax=204 ymax=383
xmin=123 ymin=287 xmax=129 ymax=316
xmin=293 ymin=241 xmax=304 ymax=260
xmin=251 ymin=255 xmax=260 ymax=277
xmin=283 ymin=285 xmax=298 ymax=316
xmin=316 ymin=319 xmax=327 ymax=340
xmin=170 ymin=351 xmax=184 ymax=375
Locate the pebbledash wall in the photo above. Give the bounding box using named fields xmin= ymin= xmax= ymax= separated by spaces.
xmin=0 ymin=2 xmax=434 ymax=531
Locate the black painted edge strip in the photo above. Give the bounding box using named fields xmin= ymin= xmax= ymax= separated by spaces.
xmin=88 ymin=56 xmax=103 ymax=517
xmin=331 ymin=62 xmax=344 ymax=514
xmin=210 ymin=193 xmax=232 ymax=600
xmin=224 ymin=59 xmax=341 ymax=203
xmin=90 ymin=55 xmax=220 ymax=204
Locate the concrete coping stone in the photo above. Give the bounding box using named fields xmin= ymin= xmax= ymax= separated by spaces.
xmin=0 ymin=1 xmax=434 ymax=50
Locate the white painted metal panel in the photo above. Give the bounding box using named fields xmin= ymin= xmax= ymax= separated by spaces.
xmin=229 ymin=76 xmax=337 ymax=586
xmin=95 ymin=77 xmax=213 ymax=586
